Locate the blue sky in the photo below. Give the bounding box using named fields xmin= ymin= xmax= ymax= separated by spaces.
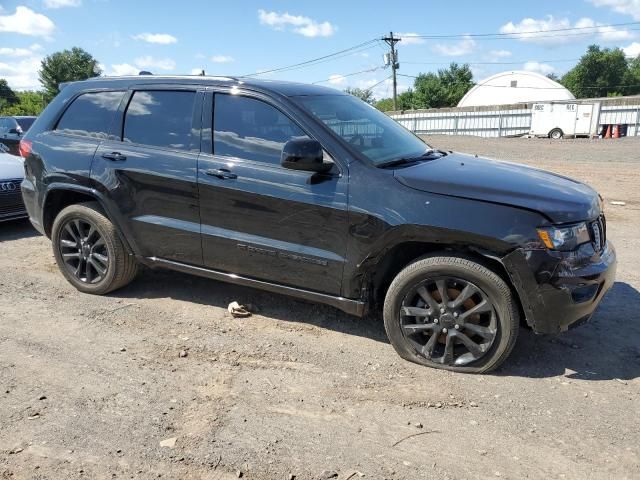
xmin=1 ymin=0 xmax=639 ymax=97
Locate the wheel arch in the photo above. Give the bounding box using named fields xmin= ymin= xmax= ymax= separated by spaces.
xmin=367 ymin=241 xmax=528 ymax=327
xmin=42 ymin=185 xmax=138 ymax=255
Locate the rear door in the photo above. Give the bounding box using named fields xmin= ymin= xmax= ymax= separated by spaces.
xmin=92 ymin=86 xmax=203 ymax=265
xmin=575 ymin=104 xmax=593 ymax=135
xmin=197 ymin=90 xmax=349 ymax=295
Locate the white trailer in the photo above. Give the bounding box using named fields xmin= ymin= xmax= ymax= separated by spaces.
xmin=530 ymin=102 xmax=596 ymax=139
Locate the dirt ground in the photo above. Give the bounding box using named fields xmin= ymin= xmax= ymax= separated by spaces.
xmin=1 ymin=136 xmax=639 ymax=480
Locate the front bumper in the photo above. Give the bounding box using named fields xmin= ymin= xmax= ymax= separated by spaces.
xmin=503 ymin=241 xmax=617 ymax=334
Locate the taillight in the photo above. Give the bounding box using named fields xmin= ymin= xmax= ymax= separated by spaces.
xmin=19 ymin=139 xmax=32 ymax=158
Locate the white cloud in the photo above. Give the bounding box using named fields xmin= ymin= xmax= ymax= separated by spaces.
xmin=258 ymin=9 xmax=336 ymax=37
xmin=44 ymin=0 xmax=81 ymax=8
xmin=211 ymin=55 xmax=234 ymax=63
xmin=132 ymin=33 xmax=177 ymax=45
xmin=134 ymin=56 xmax=176 ymax=71
xmin=0 ymin=47 xmax=33 ymax=57
xmin=397 ymin=33 xmax=425 ymax=45
xmin=107 ymin=57 xmax=176 ymax=76
xmin=523 ymin=61 xmax=555 ymax=75
xmin=0 ymin=6 xmax=55 ymax=37
xmin=489 ymin=49 xmax=512 ymax=58
xmin=499 ymin=15 xmax=634 ymax=45
xmin=190 ymin=68 xmax=204 ymax=75
xmin=327 ymin=74 xmax=346 ymax=85
xmin=0 ymin=56 xmax=43 ymax=90
xmin=0 ymin=43 xmax=44 ymax=58
xmin=432 ymin=35 xmax=476 ymax=56
xmin=623 ymin=41 xmax=640 ymax=57
xmin=589 ymin=0 xmax=640 ymax=21
xmin=108 ymin=63 xmax=140 ymax=76
xmin=574 ymin=17 xmax=633 ymax=41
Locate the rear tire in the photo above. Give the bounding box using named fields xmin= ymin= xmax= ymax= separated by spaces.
xmin=383 ymin=255 xmax=519 ymax=373
xmin=51 ymin=202 xmax=138 ymax=295
xmin=549 ymin=128 xmax=563 ymax=140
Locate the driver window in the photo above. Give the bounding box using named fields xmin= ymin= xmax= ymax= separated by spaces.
xmin=213 ymin=94 xmax=310 ymax=166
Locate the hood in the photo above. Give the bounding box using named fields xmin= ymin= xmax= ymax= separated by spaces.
xmin=0 ymin=153 xmax=24 ymax=180
xmin=393 ymin=152 xmax=600 ymax=223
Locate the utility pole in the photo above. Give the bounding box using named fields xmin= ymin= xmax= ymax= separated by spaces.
xmin=383 ymin=31 xmax=401 ymax=110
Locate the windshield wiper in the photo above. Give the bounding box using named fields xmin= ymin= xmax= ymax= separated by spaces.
xmin=377 ymin=149 xmax=446 ymax=169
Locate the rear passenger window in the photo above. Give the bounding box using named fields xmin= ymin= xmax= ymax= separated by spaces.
xmin=123 ymin=90 xmax=195 ymax=150
xmin=214 ymin=94 xmax=310 ymax=165
xmin=56 ymin=91 xmax=124 ymax=138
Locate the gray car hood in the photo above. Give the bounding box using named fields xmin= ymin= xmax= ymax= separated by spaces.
xmin=0 ymin=153 xmax=24 ymax=180
xmin=393 ymin=152 xmax=600 ymax=223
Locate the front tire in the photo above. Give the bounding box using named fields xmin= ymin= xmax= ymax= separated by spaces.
xmin=383 ymin=255 xmax=519 ymax=373
xmin=51 ymin=202 xmax=138 ymax=295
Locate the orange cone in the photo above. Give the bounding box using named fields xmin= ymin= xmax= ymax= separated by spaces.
xmin=613 ymin=125 xmax=620 ymax=138
xmin=604 ymin=125 xmax=611 ymax=138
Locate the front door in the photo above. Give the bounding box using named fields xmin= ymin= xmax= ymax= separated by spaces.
xmin=92 ymin=87 xmax=203 ymax=265
xmin=198 ymin=91 xmax=349 ymax=295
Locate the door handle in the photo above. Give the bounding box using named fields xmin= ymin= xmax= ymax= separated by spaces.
xmin=205 ymin=168 xmax=237 ymax=180
xmin=101 ymin=152 xmax=127 ymax=161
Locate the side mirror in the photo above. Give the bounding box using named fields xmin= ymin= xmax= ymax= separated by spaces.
xmin=281 ymin=138 xmax=333 ymax=173
xmin=8 ymin=128 xmax=20 ymax=135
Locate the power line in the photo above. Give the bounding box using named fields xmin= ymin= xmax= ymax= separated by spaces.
xmin=312 ymin=66 xmax=384 ymax=84
xmin=367 ymin=75 xmax=393 ymax=91
xmin=402 ymin=21 xmax=640 ymax=39
xmin=241 ymin=39 xmax=381 ymax=77
xmin=402 ymin=58 xmax=580 ymax=66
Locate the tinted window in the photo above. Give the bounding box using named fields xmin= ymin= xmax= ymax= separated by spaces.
xmin=16 ymin=117 xmax=35 ymax=132
xmin=214 ymin=94 xmax=309 ymax=165
xmin=56 ymin=91 xmax=124 ymax=138
xmin=123 ymin=90 xmax=195 ymax=150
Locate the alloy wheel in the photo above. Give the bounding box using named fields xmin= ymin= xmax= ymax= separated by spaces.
xmin=399 ymin=276 xmax=498 ymax=366
xmin=58 ymin=218 xmax=109 ymax=284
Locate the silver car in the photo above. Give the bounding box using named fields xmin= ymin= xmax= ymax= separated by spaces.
xmin=0 ymin=147 xmax=27 ymax=222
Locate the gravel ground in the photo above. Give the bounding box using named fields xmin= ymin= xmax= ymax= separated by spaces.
xmin=1 ymin=136 xmax=639 ymax=480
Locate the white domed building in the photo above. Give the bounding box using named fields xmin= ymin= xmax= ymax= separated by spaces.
xmin=457 ymin=71 xmax=575 ymax=107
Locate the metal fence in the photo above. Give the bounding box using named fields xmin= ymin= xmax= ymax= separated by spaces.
xmin=598 ymin=105 xmax=640 ymax=136
xmin=389 ymin=98 xmax=640 ymax=138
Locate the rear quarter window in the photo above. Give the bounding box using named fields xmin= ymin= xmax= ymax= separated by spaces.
xmin=55 ymin=91 xmax=124 ymax=139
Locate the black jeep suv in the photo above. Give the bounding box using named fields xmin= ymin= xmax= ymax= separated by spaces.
xmin=20 ymin=75 xmax=616 ymax=373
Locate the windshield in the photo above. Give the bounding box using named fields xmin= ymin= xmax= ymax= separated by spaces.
xmin=293 ymin=94 xmax=428 ymax=166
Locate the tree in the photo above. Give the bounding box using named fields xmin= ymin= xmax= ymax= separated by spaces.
xmin=560 ymin=45 xmax=631 ymax=98
xmin=39 ymin=47 xmax=101 ymax=101
xmin=375 ymin=90 xmax=415 ymax=112
xmin=623 ymin=55 xmax=640 ymax=94
xmin=0 ymin=91 xmax=45 ymax=116
xmin=344 ymin=87 xmax=374 ymax=104
xmin=0 ymin=79 xmax=19 ymax=111
xmin=412 ymin=63 xmax=474 ymax=109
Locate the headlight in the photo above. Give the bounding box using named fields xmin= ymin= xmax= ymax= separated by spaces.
xmin=537 ymin=223 xmax=590 ymax=251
